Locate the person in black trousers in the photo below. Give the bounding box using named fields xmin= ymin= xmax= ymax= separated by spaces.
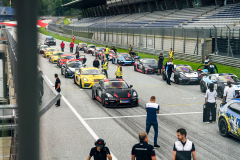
xmin=93 ymin=57 xmax=100 ymax=69
xmin=75 ymin=49 xmax=80 ymax=59
xmin=157 ymin=53 xmax=164 ymax=75
xmin=164 ymin=58 xmax=174 ymax=85
xmin=204 ymin=83 xmax=217 ymax=123
xmin=53 ymin=74 xmax=61 ymax=107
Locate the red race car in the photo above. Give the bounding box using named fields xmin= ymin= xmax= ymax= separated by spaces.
xmin=98 ymin=50 xmax=116 ymax=61
xmin=57 ymin=54 xmax=78 ymax=68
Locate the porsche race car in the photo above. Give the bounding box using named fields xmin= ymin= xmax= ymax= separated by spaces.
xmin=57 ymin=54 xmax=78 ymax=67
xmin=44 ymin=36 xmax=56 ymax=46
xmin=84 ymin=44 xmax=96 ymax=54
xmin=38 ymin=45 xmax=49 ymax=54
xmin=94 ymin=47 xmax=105 ymax=57
xmin=92 ymin=79 xmax=139 ymax=107
xmin=134 ymin=58 xmax=158 ymax=74
xmin=162 ymin=64 xmax=201 ymax=84
xmin=49 ymin=51 xmax=64 ymax=64
xmin=77 ymin=43 xmax=87 ymax=51
xmin=200 ymin=73 xmax=240 ymax=98
xmin=44 ymin=48 xmax=57 ymax=58
xmin=61 ymin=61 xmax=84 ymax=78
xmin=74 ymin=67 xmax=106 ymax=88
xmin=112 ymin=53 xmax=135 ymax=65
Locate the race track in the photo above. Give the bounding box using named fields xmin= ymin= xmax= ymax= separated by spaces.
xmin=37 ymin=33 xmax=240 ymax=160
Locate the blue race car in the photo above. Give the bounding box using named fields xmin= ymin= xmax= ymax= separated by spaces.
xmin=112 ymin=53 xmax=138 ymax=65
xmin=217 ymin=98 xmax=240 ymax=138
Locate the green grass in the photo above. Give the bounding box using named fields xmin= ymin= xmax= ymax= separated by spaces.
xmin=64 ymin=18 xmax=71 ymax=25
xmin=38 ymin=27 xmax=240 ymax=77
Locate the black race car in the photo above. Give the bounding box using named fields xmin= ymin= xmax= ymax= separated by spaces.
xmin=61 ymin=61 xmax=84 ymax=78
xmin=92 ymin=79 xmax=139 ymax=108
xmin=162 ymin=64 xmax=201 ymax=84
xmin=134 ymin=58 xmax=158 ymax=74
xmin=44 ymin=36 xmax=56 ymax=46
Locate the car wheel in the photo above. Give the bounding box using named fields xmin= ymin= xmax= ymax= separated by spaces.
xmin=101 ymin=97 xmax=107 ymax=107
xmin=200 ymin=81 xmax=206 ymax=92
xmin=65 ymin=72 xmax=67 ymax=78
xmin=219 ymin=118 xmax=229 ymax=137
xmin=80 ymin=79 xmax=82 ymax=88
xmin=61 ymin=69 xmax=63 ymax=75
xmin=134 ymin=65 xmax=136 ymax=71
xmin=162 ymin=73 xmax=166 ymax=80
xmin=74 ymin=76 xmax=76 ymax=84
xmin=92 ymin=90 xmax=95 ymax=99
xmin=217 ymin=87 xmax=224 ymax=98
xmin=143 ymin=67 xmax=146 ymax=74
xmin=174 ymin=76 xmax=179 ymax=84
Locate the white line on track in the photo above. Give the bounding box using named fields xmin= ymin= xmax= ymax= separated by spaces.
xmin=42 ymin=71 xmax=118 ymax=160
xmin=83 ymin=112 xmax=203 ymax=120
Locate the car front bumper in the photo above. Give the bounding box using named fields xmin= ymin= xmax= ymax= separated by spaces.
xmin=105 ymin=97 xmax=139 ymax=107
xmin=179 ymin=77 xmax=200 ymax=84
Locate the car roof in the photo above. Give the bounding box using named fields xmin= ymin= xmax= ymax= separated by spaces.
xmin=46 ymin=48 xmax=56 ymax=50
xmin=103 ymin=79 xmax=124 ymax=82
xmin=46 ymin=36 xmax=53 ymax=38
xmin=61 ymin=54 xmax=73 ymax=57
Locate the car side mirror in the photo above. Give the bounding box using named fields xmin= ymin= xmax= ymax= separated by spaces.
xmin=130 ymin=85 xmax=133 ymax=88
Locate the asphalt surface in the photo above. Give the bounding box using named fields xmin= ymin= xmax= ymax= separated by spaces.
xmin=36 ymin=32 xmax=240 ymax=160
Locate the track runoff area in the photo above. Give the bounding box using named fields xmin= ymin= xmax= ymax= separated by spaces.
xmin=38 ymin=33 xmax=239 ymax=160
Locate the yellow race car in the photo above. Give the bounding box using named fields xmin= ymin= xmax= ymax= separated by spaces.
xmin=49 ymin=51 xmax=64 ymax=64
xmin=44 ymin=48 xmax=57 ymax=58
xmin=74 ymin=67 xmax=106 ymax=88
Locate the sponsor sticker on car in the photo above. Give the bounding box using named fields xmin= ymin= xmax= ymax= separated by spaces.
xmin=120 ymin=100 xmax=130 ymax=103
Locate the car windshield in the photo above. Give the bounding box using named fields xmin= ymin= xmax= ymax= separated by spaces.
xmin=176 ymin=66 xmax=193 ymax=72
xmin=104 ymin=81 xmax=128 ymax=89
xmin=80 ymin=43 xmax=87 ymax=46
xmin=82 ymin=69 xmax=101 ymax=75
xmin=142 ymin=59 xmax=157 ymax=64
xmin=218 ymin=76 xmax=235 ymax=82
xmin=119 ymin=54 xmax=131 ymax=58
xmin=41 ymin=46 xmax=48 ymax=49
xmin=88 ymin=45 xmax=95 ymax=48
xmin=68 ymin=63 xmax=82 ymax=68
xmin=47 ymin=38 xmax=54 ymax=40
xmin=61 ymin=56 xmax=74 ymax=59
xmin=98 ymin=47 xmax=105 ymax=50
xmin=53 ymin=52 xmax=64 ymax=56
xmin=47 ymin=49 xmax=57 ymax=51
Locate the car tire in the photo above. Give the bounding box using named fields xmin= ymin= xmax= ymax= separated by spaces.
xmin=101 ymin=97 xmax=107 ymax=107
xmin=174 ymin=76 xmax=179 ymax=84
xmin=143 ymin=67 xmax=146 ymax=74
xmin=217 ymin=87 xmax=224 ymax=98
xmin=219 ymin=118 xmax=229 ymax=137
xmin=200 ymin=81 xmax=206 ymax=93
xmin=65 ymin=72 xmax=67 ymax=78
xmin=74 ymin=76 xmax=76 ymax=84
xmin=92 ymin=90 xmax=95 ymax=99
xmin=80 ymin=79 xmax=82 ymax=88
xmin=112 ymin=58 xmax=114 ymax=64
xmin=134 ymin=65 xmax=136 ymax=71
xmin=162 ymin=73 xmax=166 ymax=80
xmin=61 ymin=69 xmax=63 ymax=75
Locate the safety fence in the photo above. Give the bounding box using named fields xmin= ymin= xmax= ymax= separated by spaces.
xmin=48 ymin=24 xmax=240 ymax=67
xmin=1 ymin=29 xmax=62 ymax=160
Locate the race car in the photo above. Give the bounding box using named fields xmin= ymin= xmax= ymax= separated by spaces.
xmin=38 ymin=45 xmax=49 ymax=54
xmin=61 ymin=61 xmax=84 ymax=78
xmin=44 ymin=48 xmax=57 ymax=58
xmin=98 ymin=50 xmax=116 ymax=61
xmin=77 ymin=43 xmax=87 ymax=51
xmin=74 ymin=67 xmax=106 ymax=88
xmin=134 ymin=58 xmax=158 ymax=74
xmin=94 ymin=47 xmax=105 ymax=57
xmin=57 ymin=54 xmax=77 ymax=68
xmin=49 ymin=51 xmax=64 ymax=64
xmin=112 ymin=53 xmax=135 ymax=65
xmin=217 ymin=98 xmax=240 ymax=138
xmin=44 ymin=36 xmax=56 ymax=46
xmin=162 ymin=64 xmax=201 ymax=84
xmin=197 ymin=65 xmax=215 ymax=79
xmin=83 ymin=44 xmax=96 ymax=54
xmin=200 ymin=73 xmax=240 ymax=98
xmin=92 ymin=79 xmax=139 ymax=107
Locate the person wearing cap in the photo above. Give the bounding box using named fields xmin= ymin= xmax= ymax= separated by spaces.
xmin=87 ymin=139 xmax=112 ymax=160
xmin=115 ymin=62 xmax=122 ymax=79
xmin=131 ymin=132 xmax=157 ymax=160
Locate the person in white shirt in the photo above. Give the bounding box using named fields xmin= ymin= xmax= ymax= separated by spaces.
xmin=222 ymin=81 xmax=235 ymax=104
xmin=204 ymin=83 xmax=217 ymax=123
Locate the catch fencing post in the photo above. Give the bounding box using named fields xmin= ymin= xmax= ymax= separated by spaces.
xmin=183 ymin=27 xmax=186 ymax=53
xmin=133 ymin=28 xmax=134 ymax=46
xmin=201 ymin=28 xmax=206 ymax=63
xmin=146 ymin=29 xmax=147 ymax=48
xmin=214 ymin=26 xmax=218 ymax=55
xmin=112 ymin=28 xmax=113 ymax=43
xmin=172 ymin=28 xmax=175 ymax=52
xmin=162 ymin=28 xmax=164 ymax=50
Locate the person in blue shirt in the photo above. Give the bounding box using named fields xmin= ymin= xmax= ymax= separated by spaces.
xmin=145 ymin=96 xmax=160 ymax=148
xmin=203 ymin=56 xmax=210 ymax=70
xmin=209 ymin=61 xmax=218 ymax=74
xmin=164 ymin=58 xmax=175 ymax=85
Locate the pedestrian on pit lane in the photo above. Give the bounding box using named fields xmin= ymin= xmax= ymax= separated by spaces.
xmin=157 ymin=53 xmax=164 ymax=76
xmin=72 ymin=35 xmax=75 ymax=43
xmin=93 ymin=56 xmax=100 ymax=69
xmin=131 ymin=132 xmax=157 ymax=160
xmin=208 ymin=61 xmax=218 ymax=74
xmin=203 ymin=56 xmax=210 ymax=70
xmin=102 ymin=58 xmax=109 ymax=78
xmin=69 ymin=41 xmax=74 ymax=53
xmin=60 ymin=41 xmax=65 ymax=52
xmin=222 ymin=81 xmax=235 ymax=104
xmin=172 ymin=128 xmax=197 ymax=160
xmin=164 ymin=58 xmax=175 ymax=85
xmin=105 ymin=46 xmax=109 ymax=61
xmin=204 ymin=83 xmax=217 ymax=123
xmin=115 ymin=62 xmax=122 ymax=79
xmin=87 ymin=138 xmax=112 ymax=160
xmin=53 ymin=74 xmax=61 ymax=107
xmin=145 ymin=96 xmax=160 ymax=148
xmin=169 ymin=48 xmax=174 ymax=59
xmin=75 ymin=49 xmax=81 ymax=59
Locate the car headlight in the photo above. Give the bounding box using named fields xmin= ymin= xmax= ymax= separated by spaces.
xmin=133 ymin=91 xmax=137 ymax=97
xmin=83 ymin=77 xmax=88 ymax=81
xmin=47 ymin=41 xmax=49 ymax=42
xmin=106 ymin=93 xmax=113 ymax=98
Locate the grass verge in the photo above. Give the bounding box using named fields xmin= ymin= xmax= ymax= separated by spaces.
xmin=64 ymin=18 xmax=71 ymax=25
xmin=38 ymin=27 xmax=240 ymax=77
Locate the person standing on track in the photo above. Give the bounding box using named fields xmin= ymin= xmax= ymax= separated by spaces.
xmin=165 ymin=58 xmax=175 ymax=85
xmin=87 ymin=139 xmax=112 ymax=160
xmin=172 ymin=128 xmax=197 ymax=160
xmin=204 ymin=83 xmax=217 ymax=123
xmin=72 ymin=35 xmax=75 ymax=43
xmin=111 ymin=46 xmax=117 ymax=53
xmin=169 ymin=48 xmax=174 ymax=60
xmin=75 ymin=49 xmax=81 ymax=59
xmin=203 ymin=56 xmax=210 ymax=70
xmin=145 ymin=96 xmax=160 ymax=148
xmin=157 ymin=53 xmax=164 ymax=75
xmin=222 ymin=81 xmax=235 ymax=104
xmin=53 ymin=74 xmax=61 ymax=107
xmin=69 ymin=41 xmax=74 ymax=53
xmin=93 ymin=57 xmax=100 ymax=69
xmin=60 ymin=41 xmax=65 ymax=52
xmin=209 ymin=61 xmax=218 ymax=74
xmin=131 ymin=132 xmax=157 ymax=160
xmin=115 ymin=62 xmax=122 ymax=79
xmin=102 ymin=58 xmax=109 ymax=78
xmin=105 ymin=46 xmax=109 ymax=61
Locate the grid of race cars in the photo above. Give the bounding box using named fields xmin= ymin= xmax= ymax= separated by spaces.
xmin=38 ymin=37 xmax=240 ymax=140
